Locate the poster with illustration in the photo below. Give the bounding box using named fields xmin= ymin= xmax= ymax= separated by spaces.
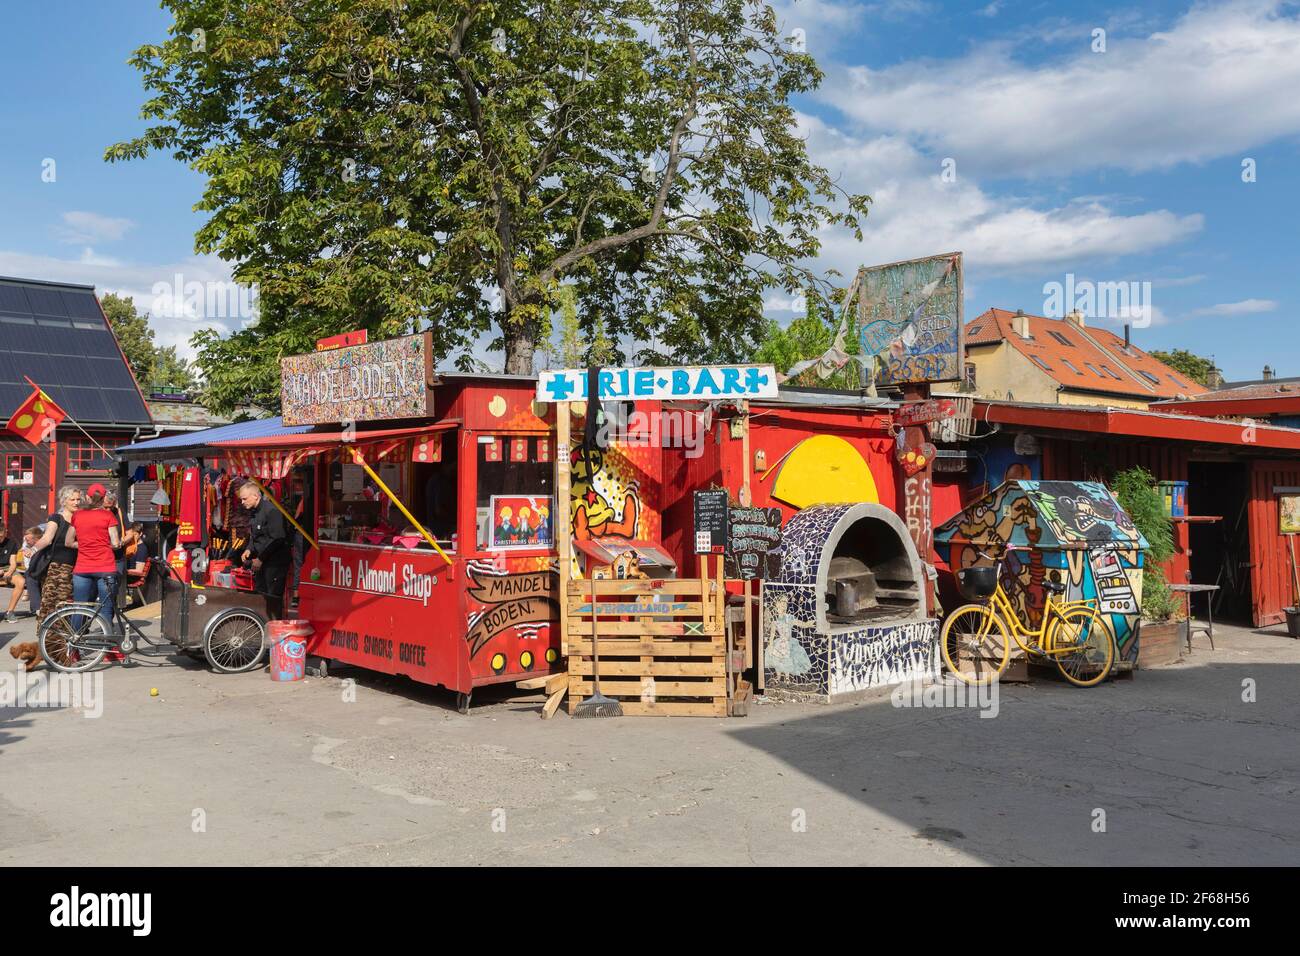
xmin=1280 ymin=494 xmax=1300 ymax=534
xmin=489 ymin=495 xmax=554 ymax=550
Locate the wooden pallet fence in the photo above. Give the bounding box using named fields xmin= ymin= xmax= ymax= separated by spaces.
xmin=565 ymin=556 xmax=728 ymax=716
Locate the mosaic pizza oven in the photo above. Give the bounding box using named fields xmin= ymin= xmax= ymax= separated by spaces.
xmin=762 ymin=503 xmax=939 ymax=701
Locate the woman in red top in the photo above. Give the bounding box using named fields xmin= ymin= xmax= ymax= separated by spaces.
xmin=70 ymin=482 xmax=121 ymax=625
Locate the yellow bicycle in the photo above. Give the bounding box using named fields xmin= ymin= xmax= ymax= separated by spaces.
xmin=941 ymin=548 xmax=1115 ymax=687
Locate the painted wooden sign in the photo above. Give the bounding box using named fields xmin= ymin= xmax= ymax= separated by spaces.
xmin=316 ymin=330 xmax=369 ymax=351
xmin=856 ymin=252 xmax=963 ymax=387
xmin=536 ymin=365 xmax=778 ymax=403
xmin=281 ymin=332 xmax=435 ymax=425
xmin=895 ymin=398 xmax=956 ymax=427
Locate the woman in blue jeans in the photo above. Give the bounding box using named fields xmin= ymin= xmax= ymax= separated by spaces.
xmin=70 ymin=483 xmax=121 ymax=626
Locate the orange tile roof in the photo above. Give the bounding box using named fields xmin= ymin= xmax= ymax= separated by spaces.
xmin=965 ymin=308 xmax=1207 ymax=400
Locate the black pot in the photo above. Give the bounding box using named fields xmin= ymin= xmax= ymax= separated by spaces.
xmin=1284 ymin=607 xmax=1300 ymax=639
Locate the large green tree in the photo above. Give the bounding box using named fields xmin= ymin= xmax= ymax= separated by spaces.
xmin=1149 ymin=348 xmax=1217 ymax=388
xmin=751 ymin=293 xmax=860 ymax=391
xmin=108 ymin=0 xmax=869 ymax=414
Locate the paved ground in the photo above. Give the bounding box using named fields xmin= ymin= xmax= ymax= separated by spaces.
xmin=2 ymin=594 xmax=1298 ymax=866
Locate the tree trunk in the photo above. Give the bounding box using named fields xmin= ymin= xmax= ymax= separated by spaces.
xmin=503 ymin=320 xmax=537 ymax=375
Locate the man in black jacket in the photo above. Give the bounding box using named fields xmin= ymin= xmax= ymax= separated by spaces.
xmin=238 ymin=482 xmax=291 ymax=620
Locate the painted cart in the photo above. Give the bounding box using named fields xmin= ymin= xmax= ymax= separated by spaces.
xmin=933 ymin=480 xmax=1149 ymax=663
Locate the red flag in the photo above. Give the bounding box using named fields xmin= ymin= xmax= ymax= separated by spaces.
xmin=5 ymin=383 xmax=66 ymax=444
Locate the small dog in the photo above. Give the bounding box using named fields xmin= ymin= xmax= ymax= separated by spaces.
xmin=8 ymin=642 xmax=41 ymax=672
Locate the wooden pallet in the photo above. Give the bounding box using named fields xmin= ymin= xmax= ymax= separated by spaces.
xmin=564 ymin=556 xmax=728 ymax=716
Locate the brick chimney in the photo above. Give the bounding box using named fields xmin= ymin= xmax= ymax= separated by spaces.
xmin=1263 ymin=365 xmax=1274 ymax=381
xmin=1013 ymin=308 xmax=1031 ymax=339
xmin=1066 ymin=309 xmax=1086 ymax=328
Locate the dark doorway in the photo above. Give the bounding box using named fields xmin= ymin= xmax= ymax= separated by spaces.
xmin=1187 ymin=461 xmax=1251 ymax=622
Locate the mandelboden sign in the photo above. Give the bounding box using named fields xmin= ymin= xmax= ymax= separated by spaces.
xmin=281 ymin=332 xmax=435 ymax=425
xmin=537 ymin=365 xmax=778 ymax=403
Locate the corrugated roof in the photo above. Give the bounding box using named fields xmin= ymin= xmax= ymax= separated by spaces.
xmin=0 ymin=276 xmax=152 ymax=427
xmin=966 ymin=308 xmax=1205 ymax=401
xmin=116 ymin=417 xmax=312 ymax=458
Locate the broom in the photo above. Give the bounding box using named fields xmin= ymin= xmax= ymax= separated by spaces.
xmin=572 ymin=364 xmax=621 ymax=718
xmin=1288 ymin=534 xmax=1300 ymax=610
xmin=573 ymin=578 xmax=622 ymax=718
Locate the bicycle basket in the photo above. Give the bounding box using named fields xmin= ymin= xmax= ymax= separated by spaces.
xmin=956 ymin=566 xmax=999 ymax=601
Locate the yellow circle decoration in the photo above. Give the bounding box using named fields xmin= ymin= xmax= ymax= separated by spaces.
xmin=545 ymin=648 xmax=558 ymax=664
xmin=520 ymin=650 xmax=534 ymax=670
xmin=771 ymin=435 xmax=880 ymax=509
xmin=488 ymin=395 xmax=507 ymax=418
xmin=14 ymin=414 xmax=33 ymax=430
xmin=490 ymin=652 xmax=507 ymax=674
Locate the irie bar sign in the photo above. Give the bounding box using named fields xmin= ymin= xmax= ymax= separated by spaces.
xmin=281 ymin=332 xmax=435 ymax=425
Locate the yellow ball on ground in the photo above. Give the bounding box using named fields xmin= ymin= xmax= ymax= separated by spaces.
xmin=150 ymin=688 xmax=159 ymax=697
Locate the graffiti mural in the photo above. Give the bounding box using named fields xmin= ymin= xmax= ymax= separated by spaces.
xmin=934 ymin=480 xmax=1149 ymax=663
xmin=829 ymin=620 xmax=941 ymax=696
xmin=569 ymin=442 xmax=650 ymax=542
xmin=464 ymin=560 xmax=560 ymax=677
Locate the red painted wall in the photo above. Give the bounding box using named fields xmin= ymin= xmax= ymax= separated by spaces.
xmin=1248 ymin=460 xmax=1300 ymax=627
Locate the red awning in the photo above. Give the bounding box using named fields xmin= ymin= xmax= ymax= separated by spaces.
xmin=215 ymin=423 xmax=457 ymax=480
xmin=217 ymin=423 xmax=456 ymax=450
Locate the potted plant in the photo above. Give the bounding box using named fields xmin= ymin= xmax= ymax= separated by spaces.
xmin=1111 ymin=467 xmax=1184 ymax=666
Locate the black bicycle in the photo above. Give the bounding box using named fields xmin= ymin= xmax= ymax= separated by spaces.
xmin=38 ymin=558 xmax=267 ymax=674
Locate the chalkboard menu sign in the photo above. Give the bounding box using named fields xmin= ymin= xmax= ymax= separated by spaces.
xmin=725 ymin=506 xmax=783 ymax=580
xmin=693 ymin=489 xmax=729 ymax=555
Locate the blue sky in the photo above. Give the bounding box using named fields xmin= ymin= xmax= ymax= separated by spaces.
xmin=0 ymin=0 xmax=1296 ymax=381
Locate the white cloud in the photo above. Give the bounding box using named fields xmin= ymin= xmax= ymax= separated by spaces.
xmin=1191 ymin=297 xmax=1278 ymax=315
xmin=820 ymin=0 xmax=1300 ymax=177
xmin=54 ymin=211 xmax=135 ymax=245
xmin=796 ymin=115 xmax=1203 ymax=279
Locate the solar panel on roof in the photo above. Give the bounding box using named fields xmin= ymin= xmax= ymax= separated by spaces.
xmin=0 ymin=279 xmax=151 ymax=426
xmin=24 ymin=286 xmax=68 ymax=316
xmin=56 ymin=386 xmax=109 ymax=422
xmin=0 ymin=286 xmax=30 ymax=312
xmin=102 ymin=389 xmax=150 ymax=422
xmin=61 ymin=291 xmax=104 ymax=321
xmin=89 ymin=358 xmax=136 ymax=390
xmin=79 ymin=329 xmax=121 ymax=359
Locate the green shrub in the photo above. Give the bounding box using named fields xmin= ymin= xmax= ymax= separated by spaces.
xmin=1110 ymin=466 xmax=1178 ymax=622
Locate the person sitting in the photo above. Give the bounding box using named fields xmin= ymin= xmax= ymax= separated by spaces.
xmin=124 ymin=523 xmax=152 ymax=608
xmin=1 ymin=525 xmax=35 ymax=623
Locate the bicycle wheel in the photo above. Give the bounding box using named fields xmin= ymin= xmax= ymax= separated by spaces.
xmin=1048 ymin=608 xmax=1114 ymax=687
xmin=941 ymin=604 xmax=1010 ymax=685
xmin=204 ymin=609 xmax=268 ymax=674
xmin=39 ymin=606 xmax=111 ymax=673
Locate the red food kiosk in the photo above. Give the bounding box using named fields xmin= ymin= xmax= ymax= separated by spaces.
xmin=206 ymin=334 xmax=571 ymax=711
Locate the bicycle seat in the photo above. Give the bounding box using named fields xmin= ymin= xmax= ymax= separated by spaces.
xmin=1043 ymin=580 xmax=1067 ymax=594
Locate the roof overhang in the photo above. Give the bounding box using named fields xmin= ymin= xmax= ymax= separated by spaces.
xmin=974 ymin=399 xmax=1300 ymax=452
xmin=1153 ymin=395 xmax=1300 ymax=417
